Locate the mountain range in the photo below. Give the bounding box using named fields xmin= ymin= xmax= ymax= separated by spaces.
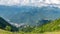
xmin=0 ymin=5 xmax=60 ymax=26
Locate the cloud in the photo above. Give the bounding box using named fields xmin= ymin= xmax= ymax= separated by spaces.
xmin=0 ymin=0 xmax=20 ymax=5
xmin=0 ymin=0 xmax=60 ymax=7
xmin=43 ymin=0 xmax=60 ymax=4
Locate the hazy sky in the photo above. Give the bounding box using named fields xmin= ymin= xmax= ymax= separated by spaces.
xmin=0 ymin=0 xmax=60 ymax=7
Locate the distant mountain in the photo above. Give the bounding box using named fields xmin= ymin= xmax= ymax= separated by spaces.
xmin=0 ymin=5 xmax=60 ymax=26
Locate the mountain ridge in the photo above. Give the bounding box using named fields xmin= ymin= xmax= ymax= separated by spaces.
xmin=0 ymin=5 xmax=60 ymax=25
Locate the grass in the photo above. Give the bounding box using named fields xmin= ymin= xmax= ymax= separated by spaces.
xmin=0 ymin=29 xmax=13 ymax=34
xmin=0 ymin=29 xmax=60 ymax=34
xmin=0 ymin=29 xmax=43 ymax=34
xmin=44 ymin=31 xmax=60 ymax=34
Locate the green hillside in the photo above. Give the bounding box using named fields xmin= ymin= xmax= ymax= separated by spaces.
xmin=0 ymin=29 xmax=13 ymax=34
xmin=32 ymin=19 xmax=60 ymax=33
xmin=0 ymin=17 xmax=60 ymax=34
xmin=0 ymin=29 xmax=43 ymax=34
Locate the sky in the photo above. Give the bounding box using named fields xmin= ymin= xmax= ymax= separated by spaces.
xmin=0 ymin=0 xmax=60 ymax=7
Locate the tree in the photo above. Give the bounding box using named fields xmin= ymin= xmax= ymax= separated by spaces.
xmin=5 ymin=26 xmax=12 ymax=31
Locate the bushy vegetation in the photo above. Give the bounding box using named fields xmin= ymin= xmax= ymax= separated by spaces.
xmin=5 ymin=26 xmax=12 ymax=31
xmin=19 ymin=25 xmax=35 ymax=32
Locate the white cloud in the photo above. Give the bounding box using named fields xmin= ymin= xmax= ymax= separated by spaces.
xmin=0 ymin=0 xmax=20 ymax=5
xmin=0 ymin=0 xmax=60 ymax=7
